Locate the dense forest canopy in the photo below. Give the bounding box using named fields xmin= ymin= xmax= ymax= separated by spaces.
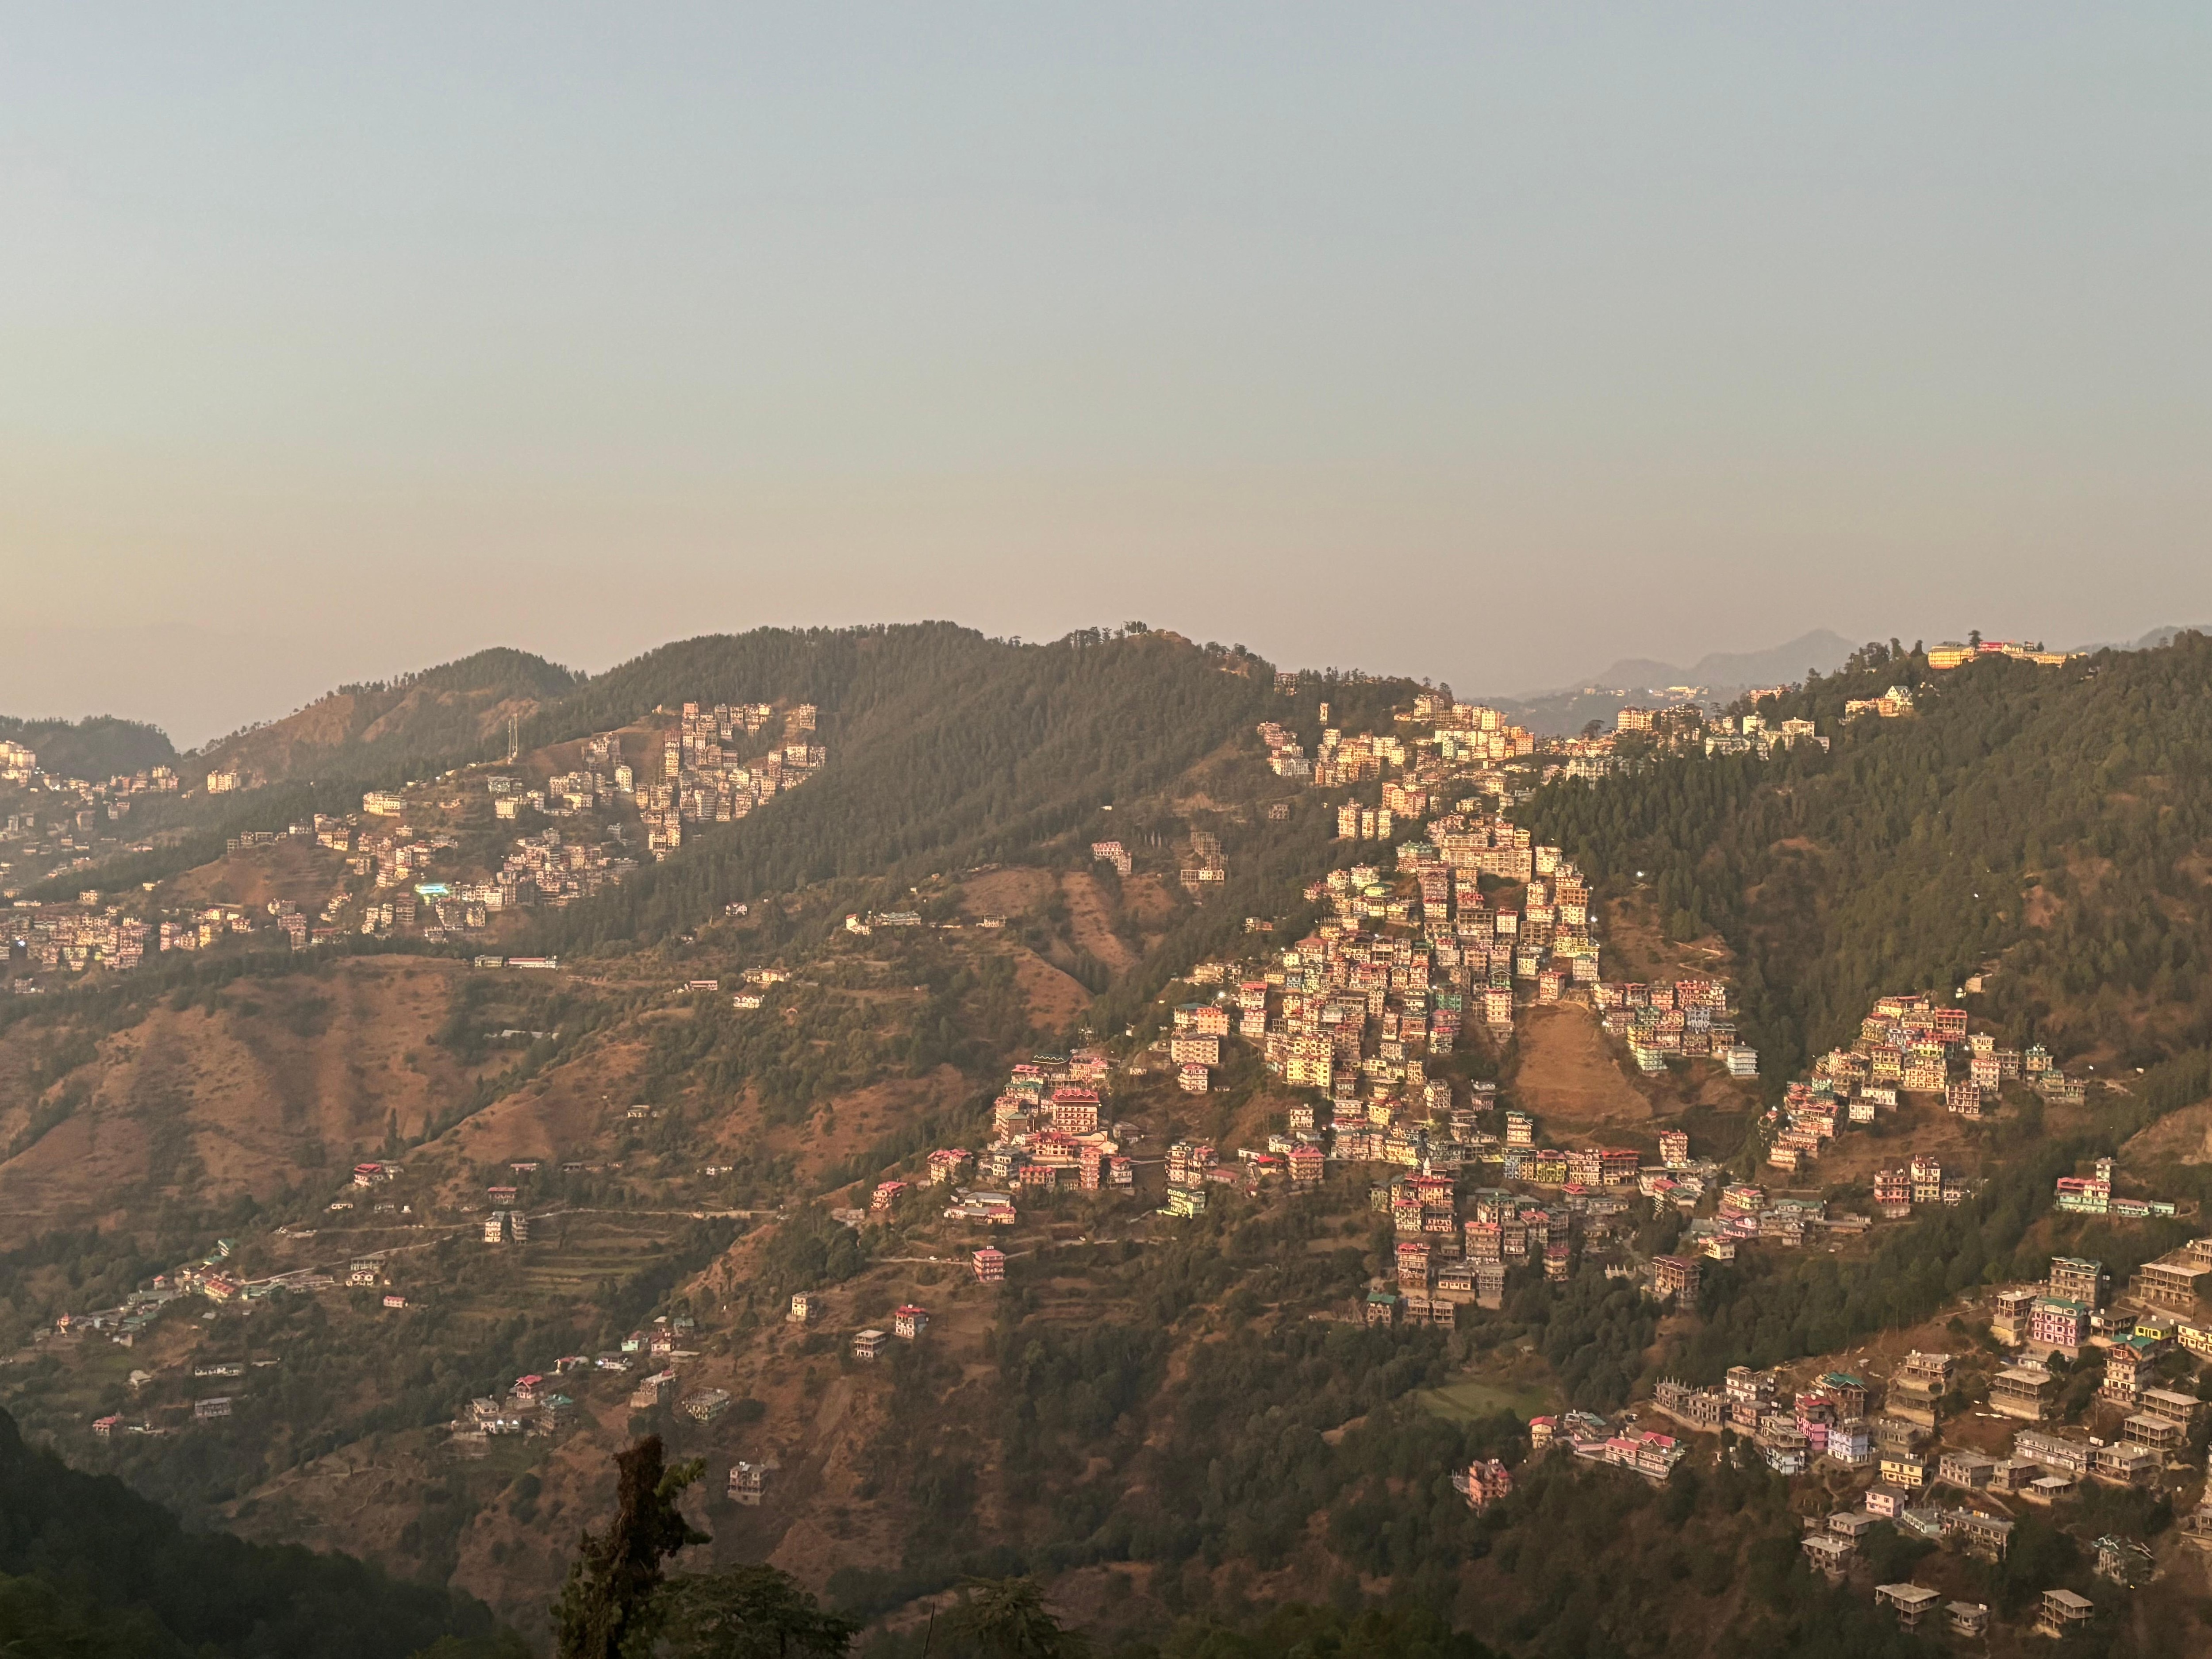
xmin=339 ymin=647 xmax=584 ymax=705
xmin=1521 ymin=631 xmax=2212 ymax=1081
xmin=0 ymin=713 xmax=176 ymax=779
xmin=525 ymin=626 xmax=1288 ymax=954
xmin=0 ymin=1407 xmax=501 ymax=1659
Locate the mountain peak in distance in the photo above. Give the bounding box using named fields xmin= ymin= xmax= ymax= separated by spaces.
xmin=1537 ymin=627 xmax=1857 ymax=698
xmin=1682 ymin=628 xmax=1860 ymax=691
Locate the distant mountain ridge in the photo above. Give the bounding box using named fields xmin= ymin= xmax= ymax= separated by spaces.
xmin=1487 ymin=629 xmax=1859 ymax=737
xmin=1680 ymin=628 xmax=1862 ymax=689
xmin=2071 ymin=623 xmax=2212 ymax=653
xmin=1529 ymin=628 xmax=1859 ymax=698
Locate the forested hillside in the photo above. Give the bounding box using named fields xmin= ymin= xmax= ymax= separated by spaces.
xmin=194 ymin=648 xmax=583 ymax=787
xmin=10 ymin=626 xmax=2212 ymax=1659
xmin=17 ymin=650 xmax=586 ymax=900
xmin=525 ymin=626 xmax=1289 ymax=953
xmin=0 ymin=1407 xmax=510 ymax=1659
xmin=22 ymin=624 xmax=1418 ymax=918
xmin=0 ymin=713 xmax=176 ymax=779
xmin=1521 ymin=632 xmax=2212 ymax=1084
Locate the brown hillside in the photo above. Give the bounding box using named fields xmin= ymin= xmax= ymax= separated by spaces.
xmin=956 ymin=867 xmax=1057 ymax=918
xmin=2123 ymin=1096 xmax=2212 ymax=1164
xmin=1060 ymin=871 xmax=1140 ymax=974
xmin=1510 ymin=1003 xmax=1655 ymax=1132
xmin=198 ymin=687 xmax=547 ymax=786
xmin=0 ymin=959 xmax=480 ymax=1248
xmin=160 ymin=838 xmax=347 ymax=911
xmin=1009 ymin=947 xmax=1090 ymax=1031
xmin=443 ymin=1034 xmax=658 ymax=1173
xmin=191 ymin=647 xmax=578 ymax=784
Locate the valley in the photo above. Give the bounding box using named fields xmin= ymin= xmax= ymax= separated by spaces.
xmin=2 ymin=625 xmax=2211 ymax=1658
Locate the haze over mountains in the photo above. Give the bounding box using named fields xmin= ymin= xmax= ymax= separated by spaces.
xmin=1509 ymin=622 xmax=2209 ymax=705
xmin=16 ymin=619 xmax=2209 ymax=763
xmin=0 ymin=623 xmax=1864 ymax=768
xmin=1475 ymin=628 xmax=1856 ymax=738
xmin=5 ymin=613 xmax=2206 ymax=758
xmin=1524 ymin=628 xmax=1859 ymax=699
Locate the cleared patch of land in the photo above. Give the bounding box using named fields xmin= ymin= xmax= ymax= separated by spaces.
xmin=957 ymin=866 xmax=1057 ymax=919
xmin=1596 ymin=892 xmax=1736 ymax=986
xmin=161 ymin=838 xmax=347 ymax=912
xmin=449 ymin=1033 xmax=653 ymax=1171
xmin=1418 ymin=1375 xmax=1556 ymax=1423
xmin=1119 ymin=873 xmax=1178 ymax=927
xmin=1512 ymin=1003 xmax=1653 ymax=1132
xmin=1010 ymin=947 xmax=1092 ymax=1031
xmin=1060 ymin=871 xmax=1140 ymax=974
xmin=2123 ymin=1096 xmax=2212 ymax=1164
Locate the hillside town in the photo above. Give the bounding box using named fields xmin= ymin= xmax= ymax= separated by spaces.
xmin=0 ymin=737 xmax=181 ymax=898
xmin=1196 ymin=685 xmax=2203 ymax=1636
xmin=0 ymin=697 xmax=826 ymax=990
xmin=2 ymin=4 xmax=2202 ymax=1644
xmin=8 ymin=637 xmax=2203 ymax=1656
xmin=1630 ymin=1225 xmax=2212 ymax=1637
xmin=1757 ymin=987 xmax=2097 ymax=1184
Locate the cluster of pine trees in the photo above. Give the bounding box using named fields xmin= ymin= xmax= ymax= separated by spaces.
xmin=0 ymin=1406 xmax=504 ymax=1659
xmin=0 ymin=713 xmax=176 ymax=780
xmin=1522 ymin=630 xmax=2212 ymax=1080
xmin=526 ymin=626 xmax=1282 ymax=955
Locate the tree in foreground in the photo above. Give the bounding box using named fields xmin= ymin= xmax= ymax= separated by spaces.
xmin=553 ymin=1436 xmax=709 ymax=1659
xmin=552 ymin=1436 xmax=855 ymax=1659
xmin=648 ymin=1565 xmax=856 ymax=1658
xmin=939 ymin=1577 xmax=1091 ymax=1658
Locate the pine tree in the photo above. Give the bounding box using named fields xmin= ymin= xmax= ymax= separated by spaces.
xmin=553 ymin=1436 xmax=708 ymax=1659
xmin=941 ymin=1577 xmax=1091 ymax=1658
xmin=648 ymin=1565 xmax=857 ymax=1657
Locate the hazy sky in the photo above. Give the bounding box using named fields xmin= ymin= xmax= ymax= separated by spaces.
xmin=5 ymin=6 xmax=2210 ymax=745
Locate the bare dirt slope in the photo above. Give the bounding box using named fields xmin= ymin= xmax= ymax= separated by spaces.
xmin=1060 ymin=871 xmax=1140 ymax=974
xmin=161 ymin=839 xmax=346 ymax=912
xmin=445 ymin=1034 xmax=655 ymax=1171
xmin=957 ymin=866 xmax=1058 ymax=919
xmin=1120 ymin=873 xmax=1177 ymax=927
xmin=2124 ymin=1097 xmax=2212 ymax=1164
xmin=1009 ymin=947 xmax=1091 ymax=1033
xmin=1510 ymin=1003 xmax=1656 ymax=1134
xmin=0 ymin=959 xmax=476 ymax=1248
xmin=1596 ymin=893 xmax=1736 ymax=985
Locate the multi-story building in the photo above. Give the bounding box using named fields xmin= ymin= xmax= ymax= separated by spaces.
xmin=2047 ymin=1256 xmax=2107 ymax=1307
xmin=2130 ymin=1256 xmax=2212 ymax=1314
xmin=1651 ymin=1254 xmax=1701 ymax=1309
xmin=2012 ymin=1427 xmax=2093 ymax=1479
xmin=1887 ymin=1352 xmax=1953 ymax=1426
xmin=2028 ymin=1297 xmax=2090 ymax=1356
xmin=1989 ymin=1365 xmax=2058 ymax=1422
xmin=1989 ymin=1287 xmax=2036 ymax=1344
